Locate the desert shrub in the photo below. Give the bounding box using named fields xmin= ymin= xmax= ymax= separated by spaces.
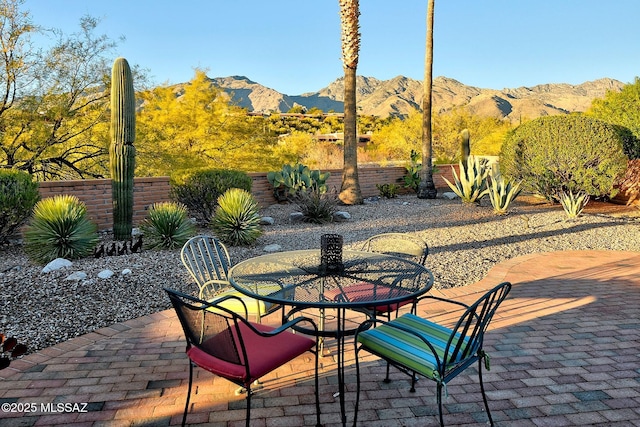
xmin=293 ymin=187 xmax=338 ymax=224
xmin=376 ymin=183 xmax=399 ymax=198
xmin=140 ymin=202 xmax=196 ymax=250
xmin=0 ymin=170 xmax=40 ymax=244
xmin=500 ymin=115 xmax=628 ymax=202
xmin=170 ymin=169 xmax=252 ymax=224
xmin=211 ymin=188 xmax=262 ymax=245
xmin=23 ymin=195 xmax=99 ymax=264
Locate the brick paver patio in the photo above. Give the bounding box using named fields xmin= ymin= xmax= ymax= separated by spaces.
xmin=1 ymin=250 xmax=639 ymax=426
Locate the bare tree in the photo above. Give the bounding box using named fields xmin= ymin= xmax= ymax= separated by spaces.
xmin=338 ymin=0 xmax=363 ymax=204
xmin=417 ymin=0 xmax=438 ymax=199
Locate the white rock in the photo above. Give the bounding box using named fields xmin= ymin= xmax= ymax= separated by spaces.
xmin=263 ymin=244 xmax=282 ymax=253
xmin=289 ymin=212 xmax=305 ymax=222
xmin=65 ymin=271 xmax=88 ymax=281
xmin=442 ymin=192 xmax=458 ymax=200
xmin=121 ymin=268 xmax=132 ymax=276
xmin=42 ymin=258 xmax=72 ymax=273
xmin=98 ymin=269 xmax=114 ymax=279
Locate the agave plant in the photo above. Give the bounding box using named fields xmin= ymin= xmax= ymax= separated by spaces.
xmin=23 ymin=195 xmax=99 ymax=264
xmin=294 ymin=187 xmax=338 ymax=224
xmin=211 ymin=188 xmax=263 ymax=245
xmin=140 ymin=202 xmax=196 ymax=250
xmin=559 ymin=191 xmax=590 ymax=219
xmin=442 ymin=155 xmax=490 ymax=204
xmin=488 ymin=172 xmax=522 ymax=215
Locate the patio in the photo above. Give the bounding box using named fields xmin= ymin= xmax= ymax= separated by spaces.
xmin=1 ymin=249 xmax=639 ymax=426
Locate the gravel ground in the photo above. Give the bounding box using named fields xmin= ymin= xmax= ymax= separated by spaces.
xmin=1 ymin=194 xmax=639 ymax=355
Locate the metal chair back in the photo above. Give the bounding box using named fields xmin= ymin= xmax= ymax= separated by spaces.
xmin=181 ymin=235 xmax=231 ymax=295
xmin=361 ymin=232 xmax=429 ymax=266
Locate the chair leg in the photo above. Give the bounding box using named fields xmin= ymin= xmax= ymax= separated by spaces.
xmin=314 ymin=341 xmax=321 ymax=427
xmin=182 ymin=362 xmax=194 ymax=427
xmin=436 ymin=382 xmax=444 ymax=427
xmin=353 ymin=346 xmax=362 ymax=427
xmin=245 ymin=383 xmax=252 ymax=427
xmin=478 ymin=358 xmax=494 ymax=426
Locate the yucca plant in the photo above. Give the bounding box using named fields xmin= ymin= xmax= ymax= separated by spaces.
xmin=211 ymin=188 xmax=263 ymax=245
xmin=23 ymin=195 xmax=99 ymax=264
xmin=488 ymin=172 xmax=522 ymax=215
xmin=442 ymin=155 xmax=490 ymax=203
xmin=140 ymin=202 xmax=196 ymax=250
xmin=559 ymin=191 xmax=590 ymax=219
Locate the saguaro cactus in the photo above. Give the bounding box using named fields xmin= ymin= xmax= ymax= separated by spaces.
xmin=461 ymin=129 xmax=471 ymax=164
xmin=109 ymin=57 xmax=136 ymax=241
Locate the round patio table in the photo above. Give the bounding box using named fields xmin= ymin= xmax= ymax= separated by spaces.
xmin=229 ymin=249 xmax=434 ymax=426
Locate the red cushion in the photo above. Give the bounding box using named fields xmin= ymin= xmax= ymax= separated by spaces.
xmin=325 ymin=282 xmax=413 ymax=313
xmin=187 ymin=322 xmax=315 ymax=384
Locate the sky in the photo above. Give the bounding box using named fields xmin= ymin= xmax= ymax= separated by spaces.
xmin=24 ymin=0 xmax=640 ymax=95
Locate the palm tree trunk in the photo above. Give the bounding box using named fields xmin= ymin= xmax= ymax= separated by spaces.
xmin=339 ymin=0 xmax=363 ymax=205
xmin=418 ymin=0 xmax=438 ymax=199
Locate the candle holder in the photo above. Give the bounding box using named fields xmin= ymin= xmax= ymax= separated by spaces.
xmin=320 ymin=233 xmax=344 ymax=274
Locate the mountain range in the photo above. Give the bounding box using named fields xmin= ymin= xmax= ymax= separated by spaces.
xmin=210 ymin=75 xmax=624 ymax=121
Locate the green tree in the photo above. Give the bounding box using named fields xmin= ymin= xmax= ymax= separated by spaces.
xmin=586 ymin=77 xmax=640 ymax=159
xmin=417 ymin=0 xmax=437 ymax=199
xmin=0 ymin=2 xmax=121 ymax=180
xmin=338 ymin=0 xmax=363 ymax=204
xmin=136 ymin=70 xmax=279 ymax=176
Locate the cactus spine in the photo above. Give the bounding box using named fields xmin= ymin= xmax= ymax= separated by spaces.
xmin=109 ymin=57 xmax=136 ymax=241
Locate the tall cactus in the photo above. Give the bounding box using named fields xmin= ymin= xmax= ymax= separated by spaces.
xmin=461 ymin=129 xmax=471 ymax=163
xmin=109 ymin=57 xmax=136 ymax=241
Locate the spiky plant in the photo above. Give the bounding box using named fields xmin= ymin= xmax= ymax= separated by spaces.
xmin=211 ymin=188 xmax=263 ymax=245
xmin=488 ymin=172 xmax=522 ymax=215
xmin=140 ymin=202 xmax=195 ymax=250
xmin=294 ymin=187 xmax=338 ymax=224
xmin=442 ymin=155 xmax=490 ymax=204
xmin=559 ymin=191 xmax=590 ymax=219
xmin=23 ymin=195 xmax=99 ymax=264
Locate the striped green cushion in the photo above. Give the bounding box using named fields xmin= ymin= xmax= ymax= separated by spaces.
xmin=357 ymin=313 xmax=468 ymax=380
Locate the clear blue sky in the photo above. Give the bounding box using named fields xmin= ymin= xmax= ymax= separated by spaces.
xmin=25 ymin=0 xmax=640 ymax=95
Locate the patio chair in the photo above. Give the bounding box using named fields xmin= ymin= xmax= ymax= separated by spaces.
xmin=180 ymin=235 xmax=283 ymax=323
xmin=353 ymin=281 xmax=512 ymax=427
xmin=326 ymin=233 xmax=430 ymax=320
xmin=165 ymin=288 xmax=321 ymax=427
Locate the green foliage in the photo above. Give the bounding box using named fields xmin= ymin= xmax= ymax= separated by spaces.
xmin=500 ymin=115 xmax=629 ymax=202
xmin=487 ymin=170 xmax=522 ymax=215
xmin=376 ymin=183 xmax=399 ymax=198
xmin=211 ymin=188 xmax=263 ymax=246
xmin=266 ymin=163 xmax=330 ymax=201
xmin=402 ymin=150 xmax=422 ymax=192
xmin=110 ymin=57 xmax=136 ymax=241
xmin=442 ymin=155 xmax=490 ymax=204
xmin=23 ymin=195 xmax=99 ymax=264
xmin=587 ymin=77 xmax=640 ymax=159
xmin=0 ymin=170 xmax=40 ymax=244
xmin=293 ymin=188 xmax=339 ymax=224
xmin=139 ymin=202 xmax=196 ymax=250
xmin=559 ymin=191 xmax=590 ymax=219
xmin=170 ymin=168 xmax=252 ymax=224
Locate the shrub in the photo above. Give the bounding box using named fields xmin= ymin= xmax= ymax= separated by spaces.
xmin=0 ymin=170 xmax=40 ymax=244
xmin=170 ymin=169 xmax=252 ymax=224
xmin=376 ymin=183 xmax=399 ymax=198
xmin=500 ymin=115 xmax=628 ymax=202
xmin=293 ymin=187 xmax=338 ymax=224
xmin=442 ymin=155 xmax=490 ymax=204
xmin=211 ymin=188 xmax=262 ymax=245
xmin=23 ymin=195 xmax=99 ymax=264
xmin=140 ymin=202 xmax=196 ymax=250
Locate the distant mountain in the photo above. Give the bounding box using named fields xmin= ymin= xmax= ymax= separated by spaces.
xmin=210 ymin=75 xmax=624 ymax=121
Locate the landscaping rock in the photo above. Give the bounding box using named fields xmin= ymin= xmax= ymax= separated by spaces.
xmin=42 ymin=258 xmax=72 ymax=273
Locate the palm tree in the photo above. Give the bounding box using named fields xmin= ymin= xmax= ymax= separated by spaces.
xmin=338 ymin=0 xmax=363 ymax=205
xmin=417 ymin=0 xmax=438 ymax=199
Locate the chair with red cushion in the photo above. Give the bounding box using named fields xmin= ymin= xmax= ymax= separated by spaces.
xmin=165 ymin=288 xmax=321 ymax=427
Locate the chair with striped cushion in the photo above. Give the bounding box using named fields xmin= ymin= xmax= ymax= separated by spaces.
xmin=353 ymin=282 xmax=511 ymax=427
xmin=181 ymin=235 xmax=284 ymax=323
xmin=165 ymin=288 xmax=321 ymax=427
